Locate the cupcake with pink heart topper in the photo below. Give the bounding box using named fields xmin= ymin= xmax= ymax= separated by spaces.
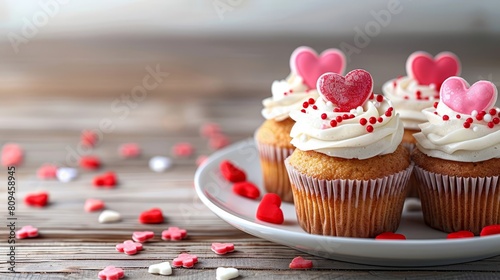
xmin=284 ymin=69 xmax=413 ymax=238
xmin=382 ymin=51 xmax=461 ymax=149
xmin=412 ymin=76 xmax=500 ymax=235
xmin=255 ymin=46 xmax=346 ymax=203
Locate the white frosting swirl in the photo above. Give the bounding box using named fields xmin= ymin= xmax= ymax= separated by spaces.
xmin=262 ymin=73 xmax=318 ymax=121
xmin=382 ymin=76 xmax=438 ymax=130
xmin=414 ymin=102 xmax=500 ymax=162
xmin=289 ymin=95 xmax=404 ymax=159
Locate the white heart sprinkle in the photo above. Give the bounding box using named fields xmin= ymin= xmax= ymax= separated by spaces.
xmin=216 ymin=267 xmax=239 ymax=280
xmin=98 ymin=210 xmax=121 ymax=223
xmin=56 ymin=167 xmax=78 ymax=183
xmin=148 ymin=261 xmax=172 ymax=275
xmin=149 ymin=156 xmax=172 ymax=172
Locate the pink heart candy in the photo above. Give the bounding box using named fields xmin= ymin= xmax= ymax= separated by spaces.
xmin=406 ymin=51 xmax=460 ymax=89
xmin=440 ymin=77 xmax=497 ymax=115
xmin=84 ymin=198 xmax=105 ymax=212
xmin=290 ymin=46 xmax=346 ymax=89
xmin=317 ymin=69 xmax=373 ymax=112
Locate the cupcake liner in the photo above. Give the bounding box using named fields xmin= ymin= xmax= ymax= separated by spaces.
xmin=402 ymin=141 xmax=415 ymax=153
xmin=255 ymin=140 xmax=295 ymax=202
xmin=414 ymin=166 xmax=500 ymax=235
xmin=401 ymin=142 xmax=419 ymax=198
xmin=285 ymin=158 xmax=414 ymax=237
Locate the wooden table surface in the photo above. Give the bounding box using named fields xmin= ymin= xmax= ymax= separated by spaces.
xmin=1 ymin=36 xmax=500 ymax=279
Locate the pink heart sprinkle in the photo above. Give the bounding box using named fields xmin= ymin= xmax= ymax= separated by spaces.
xmin=440 ymin=77 xmax=497 ymax=115
xmin=317 ymin=69 xmax=373 ymax=112
xmin=84 ymin=198 xmax=105 ymax=212
xmin=406 ymin=51 xmax=460 ymax=89
xmin=16 ymin=225 xmax=39 ymax=239
xmin=290 ymin=46 xmax=346 ymax=89
xmin=289 ymin=256 xmax=313 ymax=269
xmin=132 ymin=231 xmax=154 ymax=243
xmin=37 ymin=164 xmax=58 ymax=180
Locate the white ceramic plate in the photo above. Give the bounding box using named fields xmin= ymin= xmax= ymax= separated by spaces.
xmin=194 ymin=139 xmax=500 ymax=267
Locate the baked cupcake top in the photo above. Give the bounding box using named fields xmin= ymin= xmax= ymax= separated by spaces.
xmin=414 ymin=76 xmax=500 ymax=162
xmin=262 ymin=46 xmax=345 ymax=121
xmin=382 ymin=51 xmax=460 ymax=130
xmin=290 ymin=69 xmax=404 ymax=159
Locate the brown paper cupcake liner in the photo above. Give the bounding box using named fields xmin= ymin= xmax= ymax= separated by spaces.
xmin=285 ymin=158 xmax=413 ymax=238
xmin=255 ymin=140 xmax=295 ymax=202
xmin=414 ymin=166 xmax=500 ymax=235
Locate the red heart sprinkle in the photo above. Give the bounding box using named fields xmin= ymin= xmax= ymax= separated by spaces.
xmin=139 ymin=208 xmax=164 ymax=224
xmin=406 ymin=51 xmax=460 ymax=89
xmin=24 ymin=192 xmax=49 ymax=207
xmin=375 ymin=232 xmax=406 ymax=240
xmin=232 ymin=181 xmax=260 ymax=200
xmin=289 ymin=256 xmax=313 ymax=269
xmin=220 ymin=160 xmax=246 ymax=182
xmin=480 ymin=224 xmax=500 ymax=237
xmin=256 ymin=193 xmax=284 ymax=224
xmin=37 ymin=164 xmax=58 ymax=180
xmin=119 ymin=143 xmax=141 ymax=158
xmin=172 ymin=142 xmax=194 ymax=157
xmin=84 ymin=198 xmax=105 ymax=212
xmin=1 ymin=143 xmax=23 ymax=167
xmin=447 ymin=230 xmax=475 ymax=239
xmin=93 ymin=172 xmax=117 ymax=188
xmin=81 ymin=130 xmax=99 ymax=147
xmin=317 ymin=69 xmax=373 ymax=112
xmin=79 ymin=155 xmax=101 ymax=170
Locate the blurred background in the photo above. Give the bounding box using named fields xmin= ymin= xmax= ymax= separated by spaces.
xmin=1 ymin=0 xmax=499 ymax=134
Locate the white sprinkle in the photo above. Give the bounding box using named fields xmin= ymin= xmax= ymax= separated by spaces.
xmin=374 ymin=102 xmax=380 ymax=108
xmin=484 ymin=114 xmax=492 ymax=122
xmin=98 ymin=210 xmax=121 ymax=223
xmin=148 ymin=262 xmax=172 ymax=276
xmin=56 ymin=167 xmax=78 ymax=183
xmin=216 ymin=267 xmax=239 ymax=280
xmin=326 ymin=101 xmax=333 ymax=108
xmin=473 ymin=126 xmax=479 ymax=132
xmin=149 ymin=156 xmax=172 ymax=172
xmin=356 ymin=106 xmax=363 ymax=114
xmin=471 ymin=110 xmax=478 ymax=117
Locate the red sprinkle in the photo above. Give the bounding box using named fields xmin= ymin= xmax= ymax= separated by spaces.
xmin=349 ymin=114 xmax=355 ymax=119
xmin=302 ymin=102 xmax=309 ymax=108
xmin=172 ymin=142 xmax=194 ymax=157
xmin=490 ymin=108 xmax=497 ymax=115
xmin=81 ymin=130 xmax=99 ymax=147
xmin=442 ymin=115 xmax=449 ymax=121
xmin=139 ymin=208 xmax=164 ymax=224
xmin=93 ymin=171 xmax=117 ymax=188
xmin=404 ymin=96 xmax=409 ymax=100
xmin=369 ymin=117 xmax=376 ymax=124
xmin=466 ymin=117 xmax=473 ymax=123
xmin=366 ymin=125 xmax=374 ymax=133
xmin=447 ymin=230 xmax=475 ymax=239
xmin=476 ymin=114 xmax=484 ymax=121
xmin=493 ymin=117 xmax=500 ymax=124
xmin=119 ymin=143 xmax=141 ymax=158
xmin=321 ymin=113 xmax=327 ymax=120
xmin=24 ymin=192 xmax=49 ymax=207
xmin=385 ymin=111 xmax=392 ymax=117
xmin=79 ymin=155 xmax=101 ymax=170
xmin=376 ymin=95 xmax=384 ymax=102
xmin=335 ymin=116 xmax=343 ymax=123
xmin=256 ymin=193 xmax=284 ymax=224
xmin=220 ymin=160 xmax=246 ymax=182
xmin=330 ymin=120 xmax=337 ymax=127
xmin=480 ymin=224 xmax=500 ymax=236
xmin=463 ymin=122 xmax=471 ymax=129
xmin=375 ymin=232 xmax=406 ymax=240
xmin=289 ymin=256 xmax=313 ymax=269
xmin=308 ymin=98 xmax=315 ymax=104
xmin=488 ymin=122 xmax=494 ymax=128
xmin=342 ymin=114 xmax=349 ymax=120
xmin=433 ymin=102 xmax=439 ymax=108
xmin=333 ymin=108 xmax=341 ymax=112
xmin=360 ymin=118 xmax=367 ymax=125
xmin=456 ymin=114 xmax=461 ymax=119
xmin=232 ymin=181 xmax=260 ymax=200
xmin=377 ymin=117 xmax=383 ymax=123
xmin=301 ymin=109 xmax=306 ymax=113
xmin=369 ymin=93 xmax=374 ymax=100
xmin=312 ymin=105 xmax=318 ymax=110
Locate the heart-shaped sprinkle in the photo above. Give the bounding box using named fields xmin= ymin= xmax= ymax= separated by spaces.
xmin=447 ymin=230 xmax=475 ymax=239
xmin=37 ymin=164 xmax=58 ymax=180
xmin=84 ymin=198 xmax=105 ymax=212
xmin=172 ymin=253 xmax=198 ymax=268
xmin=132 ymin=231 xmax=154 ymax=242
xmin=119 ymin=143 xmax=141 ymax=158
xmin=480 ymin=224 xmax=500 ymax=237
xmin=98 ymin=266 xmax=124 ymax=280
xmin=317 ymin=69 xmax=373 ymax=112
xmin=148 ymin=262 xmax=172 ymax=276
xmin=24 ymin=192 xmax=49 ymax=207
xmin=291 ymin=46 xmax=346 ymax=89
xmin=56 ymin=167 xmax=78 ymax=183
xmin=149 ymin=156 xmax=173 ymax=172
xmin=232 ymin=181 xmax=260 ymax=200
xmin=98 ymin=210 xmax=121 ymax=223
xmin=81 ymin=130 xmax=99 ymax=147
xmin=406 ymin=51 xmax=460 ymax=89
xmin=440 ymin=77 xmax=497 ymax=115
xmin=161 ymin=226 xmax=187 ymax=241
xmin=289 ymin=256 xmax=313 ymax=269
xmin=16 ymin=225 xmax=39 ymax=239
xmin=220 ymin=160 xmax=246 ymax=182
xmin=256 ymin=193 xmax=284 ymax=224
xmin=172 ymin=142 xmax=194 ymax=157
xmin=139 ymin=208 xmax=164 ymax=224
xmin=93 ymin=172 xmax=117 ymax=188
xmin=375 ymin=232 xmax=406 ymax=240
xmin=115 ymin=240 xmax=143 ymax=255
xmin=79 ymin=155 xmax=101 ymax=170
xmin=1 ymin=143 xmax=23 ymax=167
xmin=211 ymin=243 xmax=235 ymax=255
xmin=216 ymin=267 xmax=239 ymax=280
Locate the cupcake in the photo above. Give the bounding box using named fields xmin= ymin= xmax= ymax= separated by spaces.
xmin=382 ymin=51 xmax=460 ymax=197
xmin=255 ymin=46 xmax=345 ymax=202
xmin=413 ymin=76 xmax=500 ymax=235
xmin=285 ymin=69 xmax=413 ymax=238
xmin=382 ymin=51 xmax=461 ymax=149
